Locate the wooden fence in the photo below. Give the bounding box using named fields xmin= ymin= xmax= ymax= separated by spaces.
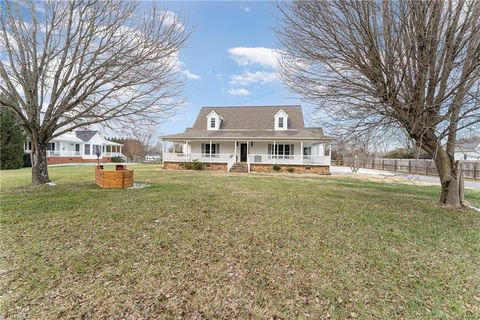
xmin=342 ymin=158 xmax=480 ymax=180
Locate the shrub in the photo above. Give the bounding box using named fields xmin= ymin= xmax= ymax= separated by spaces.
xmin=191 ymin=160 xmax=203 ymax=170
xmin=111 ymin=156 xmax=126 ymax=163
xmin=181 ymin=160 xmax=203 ymax=170
xmin=182 ymin=162 xmax=192 ymax=170
xmin=23 ymin=154 xmax=32 ymax=168
xmin=0 ymin=111 xmax=25 ymax=170
xmin=286 ymin=167 xmax=294 ymax=173
xmin=272 ymin=164 xmax=281 ymax=171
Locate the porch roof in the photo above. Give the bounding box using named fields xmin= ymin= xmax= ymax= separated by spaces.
xmin=161 ymin=128 xmax=333 ymax=141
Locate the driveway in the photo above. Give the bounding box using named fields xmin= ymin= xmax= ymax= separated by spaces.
xmin=331 ymin=166 xmax=480 ymax=189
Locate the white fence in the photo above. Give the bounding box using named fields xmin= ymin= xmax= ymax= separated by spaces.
xmin=342 ymin=157 xmax=480 ymax=180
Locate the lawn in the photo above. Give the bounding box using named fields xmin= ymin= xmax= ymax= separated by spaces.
xmin=1 ymin=165 xmax=480 ymax=319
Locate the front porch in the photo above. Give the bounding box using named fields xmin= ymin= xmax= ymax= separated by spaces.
xmin=162 ymin=140 xmax=331 ymax=173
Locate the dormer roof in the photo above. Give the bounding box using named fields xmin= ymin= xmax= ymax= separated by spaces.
xmin=206 ymin=110 xmax=223 ymax=120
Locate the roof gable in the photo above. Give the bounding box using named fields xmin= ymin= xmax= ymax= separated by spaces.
xmin=75 ymin=130 xmax=98 ymax=142
xmin=192 ymin=105 xmax=304 ymax=130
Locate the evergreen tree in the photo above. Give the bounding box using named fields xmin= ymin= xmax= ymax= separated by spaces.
xmin=0 ymin=111 xmax=25 ymax=170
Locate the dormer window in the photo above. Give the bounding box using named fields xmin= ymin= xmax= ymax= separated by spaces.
xmin=207 ymin=110 xmax=222 ymax=130
xmin=274 ymin=109 xmax=289 ymax=130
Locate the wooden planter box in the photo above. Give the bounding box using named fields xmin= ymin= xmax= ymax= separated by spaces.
xmin=95 ymin=165 xmax=133 ymax=189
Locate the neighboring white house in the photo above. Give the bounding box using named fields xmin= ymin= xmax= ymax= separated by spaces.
xmin=161 ymin=105 xmax=333 ymax=173
xmin=454 ymin=138 xmax=480 ymax=160
xmin=24 ymin=130 xmax=124 ymax=164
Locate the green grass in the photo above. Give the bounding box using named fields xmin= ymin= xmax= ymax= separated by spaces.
xmin=1 ymin=165 xmax=480 ymax=319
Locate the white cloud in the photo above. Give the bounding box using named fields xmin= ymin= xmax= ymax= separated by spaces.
xmin=240 ymin=5 xmax=251 ymax=12
xmin=182 ymin=69 xmax=201 ymax=80
xmin=228 ymin=47 xmax=280 ymax=69
xmin=159 ymin=10 xmax=185 ymax=31
xmin=227 ymin=88 xmax=251 ymax=96
xmin=230 ymin=71 xmax=277 ymax=86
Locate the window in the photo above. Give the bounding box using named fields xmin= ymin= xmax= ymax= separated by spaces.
xmin=75 ymin=144 xmax=80 ymax=154
xmin=268 ymin=144 xmax=294 ymax=159
xmin=202 ymin=143 xmax=220 ymax=156
xmin=464 ymin=154 xmax=468 ymax=160
xmin=278 ymin=117 xmax=284 ymax=128
xmin=46 ymin=143 xmax=55 ymax=151
xmin=210 ymin=117 xmax=216 ymax=128
xmin=84 ymin=144 xmax=90 ymax=155
xmin=303 ymin=147 xmax=312 ymax=156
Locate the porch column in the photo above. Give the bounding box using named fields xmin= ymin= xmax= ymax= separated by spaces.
xmin=329 ymin=143 xmax=332 ymax=166
xmin=185 ymin=140 xmax=188 ymax=162
xmin=209 ymin=140 xmax=212 ymax=163
xmin=234 ymin=141 xmax=237 ymax=162
xmin=161 ymin=139 xmax=164 ymax=163
xmin=300 ymin=141 xmax=304 ymax=165
xmin=273 ymin=141 xmax=276 ymax=164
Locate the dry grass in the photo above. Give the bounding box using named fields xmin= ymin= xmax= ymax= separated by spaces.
xmin=1 ymin=164 xmax=480 ymax=319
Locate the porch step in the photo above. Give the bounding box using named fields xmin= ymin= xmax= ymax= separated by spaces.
xmin=229 ymin=163 xmax=248 ymax=173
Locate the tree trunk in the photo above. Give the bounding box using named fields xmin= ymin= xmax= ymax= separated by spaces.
xmin=434 ymin=150 xmax=464 ymax=208
xmin=31 ymin=139 xmax=51 ymax=186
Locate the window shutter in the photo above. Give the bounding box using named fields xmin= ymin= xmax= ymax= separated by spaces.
xmin=268 ymin=144 xmax=272 ymax=155
xmin=216 ymin=144 xmax=220 ymax=154
xmin=291 ymin=144 xmax=294 ymax=155
xmin=201 ymin=143 xmax=205 ymax=154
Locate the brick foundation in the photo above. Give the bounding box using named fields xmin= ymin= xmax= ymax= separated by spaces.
xmin=163 ymin=161 xmax=330 ymax=174
xmin=47 ymin=157 xmax=113 ymax=165
xmin=163 ymin=161 xmax=227 ymax=171
xmin=250 ymin=163 xmax=330 ymax=174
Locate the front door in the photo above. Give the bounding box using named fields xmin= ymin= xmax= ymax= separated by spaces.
xmin=240 ymin=143 xmax=248 ymax=162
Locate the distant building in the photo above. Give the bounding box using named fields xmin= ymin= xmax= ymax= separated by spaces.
xmin=454 ymin=137 xmax=480 ymax=160
xmin=24 ymin=130 xmax=124 ymax=165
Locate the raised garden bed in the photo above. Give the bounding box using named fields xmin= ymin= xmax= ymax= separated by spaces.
xmin=95 ymin=165 xmax=133 ymax=189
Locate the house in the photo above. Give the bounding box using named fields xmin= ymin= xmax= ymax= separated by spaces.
xmin=161 ymin=105 xmax=333 ymax=173
xmin=454 ymin=137 xmax=480 ymax=160
xmin=24 ymin=130 xmax=124 ymax=164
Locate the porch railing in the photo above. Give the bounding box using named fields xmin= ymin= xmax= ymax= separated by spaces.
xmin=44 ymin=151 xmax=124 ymax=158
xmin=163 ymin=153 xmax=234 ymax=163
xmin=247 ymin=154 xmax=330 ymax=166
xmin=46 ymin=151 xmax=81 ymax=157
xmin=227 ymin=155 xmax=236 ymax=172
xmin=164 ymin=152 xmax=331 ymax=166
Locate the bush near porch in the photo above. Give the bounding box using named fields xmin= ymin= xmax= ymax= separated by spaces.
xmin=1 ymin=165 xmax=480 ymax=319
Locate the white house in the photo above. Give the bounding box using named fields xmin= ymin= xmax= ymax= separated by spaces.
xmin=161 ymin=105 xmax=333 ymax=173
xmin=24 ymin=130 xmax=124 ymax=164
xmin=454 ymin=138 xmax=480 ymax=160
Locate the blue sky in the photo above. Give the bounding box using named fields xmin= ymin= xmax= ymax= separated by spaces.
xmin=157 ymin=1 xmax=307 ymax=134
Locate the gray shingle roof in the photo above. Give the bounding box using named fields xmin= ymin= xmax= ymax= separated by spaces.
xmin=75 ymin=130 xmax=98 ymax=142
xmin=162 ymin=105 xmax=332 ymax=141
xmin=193 ymin=105 xmax=305 ymax=130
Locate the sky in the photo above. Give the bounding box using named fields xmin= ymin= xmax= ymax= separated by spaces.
xmin=156 ymin=1 xmax=308 ymax=135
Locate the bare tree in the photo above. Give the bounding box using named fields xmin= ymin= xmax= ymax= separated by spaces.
xmin=0 ymin=0 xmax=188 ymax=185
xmin=276 ymin=0 xmax=480 ymax=208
